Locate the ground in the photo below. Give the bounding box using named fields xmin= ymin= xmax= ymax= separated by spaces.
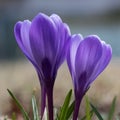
xmin=0 ymin=58 xmax=120 ymax=118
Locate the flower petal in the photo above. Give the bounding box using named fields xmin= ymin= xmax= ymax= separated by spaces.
xmin=15 ymin=20 xmax=34 ymax=57
xmin=75 ymin=35 xmax=103 ymax=80
xmin=67 ymin=34 xmax=83 ymax=77
xmin=29 ymin=13 xmax=56 ymax=67
xmin=14 ymin=21 xmax=25 ymax=54
xmin=50 ymin=14 xmax=71 ymax=70
xmin=89 ymin=41 xmax=112 ymax=84
xmin=21 ymin=20 xmax=36 ymax=60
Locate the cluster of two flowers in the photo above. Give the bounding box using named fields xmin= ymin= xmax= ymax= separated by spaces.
xmin=14 ymin=13 xmax=112 ymax=120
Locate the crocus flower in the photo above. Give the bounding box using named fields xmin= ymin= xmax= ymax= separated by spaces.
xmin=14 ymin=13 xmax=70 ymax=120
xmin=67 ymin=34 xmax=112 ymax=120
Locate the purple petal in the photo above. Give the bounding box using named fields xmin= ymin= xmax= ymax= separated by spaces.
xmin=14 ymin=22 xmax=25 ymax=54
xmin=50 ymin=14 xmax=71 ymax=70
xmin=20 ymin=20 xmax=34 ymax=59
xmin=14 ymin=20 xmax=38 ymax=69
xmin=75 ymin=35 xmax=103 ymax=78
xmin=75 ymin=35 xmax=103 ymax=88
xmin=29 ymin=13 xmax=57 ymax=67
xmin=14 ymin=20 xmax=34 ymax=58
xmin=67 ymin=34 xmax=83 ymax=77
xmin=89 ymin=41 xmax=112 ymax=84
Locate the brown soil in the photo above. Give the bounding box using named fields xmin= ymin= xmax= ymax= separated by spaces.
xmin=0 ymin=58 xmax=120 ymax=117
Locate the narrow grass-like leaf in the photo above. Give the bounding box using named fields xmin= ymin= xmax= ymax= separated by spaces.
xmin=65 ymin=101 xmax=75 ymax=119
xmin=107 ymin=96 xmax=116 ymax=120
xmin=90 ymin=103 xmax=104 ymax=120
xmin=85 ymin=96 xmax=91 ymax=120
xmin=81 ymin=110 xmax=94 ymax=120
xmin=58 ymin=89 xmax=72 ymax=120
xmin=32 ymin=95 xmax=39 ymax=120
xmin=12 ymin=112 xmax=16 ymax=120
xmin=7 ymin=89 xmax=30 ymax=120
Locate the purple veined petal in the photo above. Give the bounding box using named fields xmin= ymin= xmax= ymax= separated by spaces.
xmin=50 ymin=14 xmax=71 ymax=53
xmin=75 ymin=35 xmax=103 ymax=81
xmin=50 ymin=14 xmax=71 ymax=78
xmin=88 ymin=41 xmax=112 ymax=85
xmin=50 ymin=14 xmax=71 ymax=68
xmin=74 ymin=35 xmax=103 ymax=92
xmin=67 ymin=34 xmax=83 ymax=93
xmin=56 ymin=23 xmax=71 ymax=61
xmin=50 ymin=14 xmax=65 ymax=68
xmin=96 ymin=41 xmax=112 ymax=76
xmin=50 ymin=14 xmax=62 ymax=55
xmin=53 ymin=23 xmax=71 ymax=72
xmin=14 ymin=20 xmax=34 ymax=59
xmin=14 ymin=22 xmax=26 ymax=55
xmin=67 ymin=34 xmax=83 ymax=76
xmin=50 ymin=14 xmax=62 ymax=24
xmin=20 ymin=20 xmax=35 ymax=59
xmin=14 ymin=20 xmax=39 ymax=70
xmin=29 ymin=13 xmax=57 ymax=67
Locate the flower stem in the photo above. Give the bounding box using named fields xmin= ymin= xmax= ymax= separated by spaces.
xmin=47 ymin=87 xmax=53 ymax=120
xmin=73 ymin=98 xmax=82 ymax=120
xmin=41 ymin=86 xmax=46 ymax=119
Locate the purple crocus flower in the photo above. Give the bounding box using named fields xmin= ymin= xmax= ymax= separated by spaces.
xmin=67 ymin=34 xmax=112 ymax=120
xmin=14 ymin=13 xmax=70 ymax=120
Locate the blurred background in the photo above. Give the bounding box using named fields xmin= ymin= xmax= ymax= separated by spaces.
xmin=0 ymin=0 xmax=120 ymax=118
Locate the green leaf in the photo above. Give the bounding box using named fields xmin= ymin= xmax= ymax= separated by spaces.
xmin=65 ymin=101 xmax=75 ymax=119
xmin=85 ymin=96 xmax=91 ymax=120
xmin=90 ymin=103 xmax=104 ymax=120
xmin=7 ymin=89 xmax=30 ymax=120
xmin=12 ymin=112 xmax=16 ymax=120
xmin=81 ymin=110 xmax=94 ymax=120
xmin=32 ymin=95 xmax=39 ymax=120
xmin=58 ymin=89 xmax=72 ymax=120
xmin=81 ymin=97 xmax=94 ymax=120
xmin=107 ymin=96 xmax=117 ymax=120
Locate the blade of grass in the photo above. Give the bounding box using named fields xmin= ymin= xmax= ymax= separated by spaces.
xmin=65 ymin=101 xmax=75 ymax=119
xmin=32 ymin=95 xmax=39 ymax=120
xmin=85 ymin=96 xmax=91 ymax=120
xmin=12 ymin=112 xmax=16 ymax=120
xmin=58 ymin=89 xmax=72 ymax=120
xmin=7 ymin=89 xmax=30 ymax=120
xmin=90 ymin=103 xmax=103 ymax=120
xmin=81 ymin=110 xmax=94 ymax=120
xmin=107 ymin=96 xmax=116 ymax=120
